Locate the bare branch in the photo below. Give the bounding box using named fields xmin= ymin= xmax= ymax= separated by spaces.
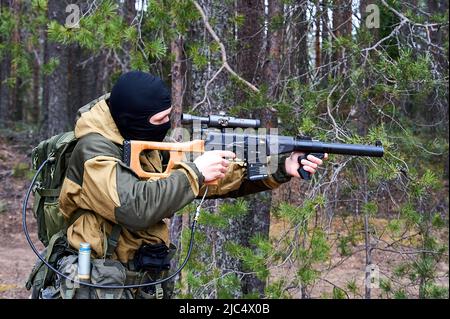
xmin=192 ymin=0 xmax=260 ymax=98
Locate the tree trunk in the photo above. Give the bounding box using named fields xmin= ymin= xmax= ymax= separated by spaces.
xmin=187 ymin=0 xmax=245 ymax=298
xmin=332 ymin=0 xmax=352 ymax=73
xmin=0 ymin=0 xmax=12 ymax=127
xmin=117 ymin=0 xmax=137 ymax=72
xmin=236 ymin=0 xmax=264 ymax=86
xmin=321 ymin=0 xmax=331 ymax=79
xmin=296 ymin=0 xmax=309 ymax=82
xmin=428 ymin=0 xmax=449 ymax=179
xmin=332 ymin=0 xmax=341 ymax=65
xmin=41 ymin=0 xmax=71 ymax=138
xmin=240 ymin=0 xmax=283 ymax=297
xmin=10 ymin=0 xmax=21 ymax=122
xmin=363 ymin=182 xmax=372 ymax=299
xmin=232 ymin=0 xmax=268 ymax=297
xmin=263 ymin=0 xmax=283 ymax=103
xmin=68 ymin=46 xmax=105 ymax=123
xmin=169 ymin=34 xmax=186 ymax=287
xmin=31 ymin=42 xmax=41 ymax=124
xmin=315 ymin=0 xmax=321 ymax=70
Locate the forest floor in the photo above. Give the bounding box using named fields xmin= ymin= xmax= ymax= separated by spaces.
xmin=270 ymin=218 xmax=449 ymax=299
xmin=0 ymin=136 xmax=448 ymax=299
xmin=0 ymin=136 xmax=44 ymax=299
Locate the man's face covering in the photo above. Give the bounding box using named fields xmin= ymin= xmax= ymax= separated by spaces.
xmin=109 ymin=71 xmax=172 ymax=141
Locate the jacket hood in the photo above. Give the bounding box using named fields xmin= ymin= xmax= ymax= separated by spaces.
xmin=74 ymin=99 xmax=124 ymax=145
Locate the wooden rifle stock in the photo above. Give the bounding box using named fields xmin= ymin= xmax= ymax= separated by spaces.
xmin=123 ymin=139 xmax=220 ymax=184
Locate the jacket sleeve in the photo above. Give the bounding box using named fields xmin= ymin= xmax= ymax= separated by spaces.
xmin=71 ymin=134 xmax=204 ymax=232
xmin=196 ymin=153 xmax=292 ymax=199
xmin=112 ymin=161 xmax=203 ymax=230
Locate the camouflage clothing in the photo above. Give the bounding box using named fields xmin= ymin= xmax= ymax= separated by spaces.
xmin=59 ymin=99 xmax=291 ymax=264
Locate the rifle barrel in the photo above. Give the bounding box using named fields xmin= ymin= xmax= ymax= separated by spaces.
xmin=205 ymin=132 xmax=384 ymax=158
xmin=293 ymin=139 xmax=384 ymax=157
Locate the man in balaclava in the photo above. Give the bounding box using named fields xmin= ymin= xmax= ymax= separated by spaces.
xmin=109 ymin=71 xmax=172 ymax=141
xmin=46 ymin=70 xmax=325 ymax=300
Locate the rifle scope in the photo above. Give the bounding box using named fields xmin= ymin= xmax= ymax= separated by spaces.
xmin=182 ymin=114 xmax=260 ymax=128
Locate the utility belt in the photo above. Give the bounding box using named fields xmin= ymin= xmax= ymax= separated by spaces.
xmin=26 ymin=217 xmax=177 ymax=299
xmin=126 ymin=242 xmax=177 ymax=299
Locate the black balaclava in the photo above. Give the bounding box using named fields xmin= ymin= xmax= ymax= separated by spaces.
xmin=109 ymin=71 xmax=171 ymax=141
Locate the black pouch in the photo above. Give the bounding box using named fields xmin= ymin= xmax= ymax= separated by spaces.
xmin=133 ymin=243 xmax=175 ymax=273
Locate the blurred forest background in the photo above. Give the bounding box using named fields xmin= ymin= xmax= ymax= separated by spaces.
xmin=0 ymin=0 xmax=448 ymax=299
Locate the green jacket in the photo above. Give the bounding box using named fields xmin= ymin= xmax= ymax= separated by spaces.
xmin=59 ymin=99 xmax=291 ymax=263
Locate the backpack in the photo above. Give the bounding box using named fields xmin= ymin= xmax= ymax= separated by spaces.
xmin=30 ymin=94 xmax=111 ymax=247
xmin=31 ymin=131 xmax=78 ymax=246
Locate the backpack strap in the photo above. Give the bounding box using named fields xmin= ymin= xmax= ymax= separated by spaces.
xmin=26 ymin=229 xmax=67 ymax=292
xmin=66 ymin=209 xmax=89 ymax=230
xmin=67 ymin=209 xmax=122 ymax=259
xmin=105 ymin=224 xmax=122 ymax=259
xmin=36 ymin=188 xmax=61 ymax=198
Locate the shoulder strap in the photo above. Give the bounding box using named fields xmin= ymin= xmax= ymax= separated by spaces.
xmin=36 ymin=188 xmax=61 ymax=198
xmin=105 ymin=224 xmax=122 ymax=259
xmin=66 ymin=209 xmax=89 ymax=230
xmin=67 ymin=209 xmax=122 ymax=259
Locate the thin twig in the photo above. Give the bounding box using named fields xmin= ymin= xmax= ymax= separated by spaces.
xmin=192 ymin=0 xmax=260 ymax=106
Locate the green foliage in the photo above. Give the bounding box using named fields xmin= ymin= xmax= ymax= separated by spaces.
xmin=31 ymin=0 xmax=47 ymax=11
xmin=422 ymin=282 xmax=449 ymax=299
xmin=219 ymin=199 xmax=248 ymax=219
xmin=226 ymin=234 xmax=272 ymax=281
xmin=387 ymin=219 xmax=403 ymax=236
xmin=295 ymin=229 xmax=330 ymax=287
xmin=130 ymin=51 xmax=149 ymax=72
xmin=47 ymin=1 xmax=126 ymax=52
xmin=44 ymin=0 xmax=203 ymax=78
xmin=265 ymin=279 xmax=291 ymax=299
xmin=12 ymin=162 xmax=29 ymax=178
xmin=276 ymin=197 xmax=324 ymax=228
xmin=0 ymin=9 xmax=14 ymax=42
xmin=230 ymin=13 xmax=246 ymax=28
xmin=268 ymin=13 xmax=284 ymax=31
xmin=379 ymin=278 xmax=392 ymax=296
xmin=197 ymin=199 xmax=248 ymax=229
xmin=431 ymin=213 xmax=446 ymax=229
xmin=42 ymin=57 xmax=60 ymax=75
xmin=216 ymin=273 xmax=242 ymax=299
xmin=198 ymin=210 xmax=229 ymax=229
xmin=400 ymin=203 xmax=422 ymax=226
xmin=309 ymin=230 xmax=330 ymax=262
xmin=297 ymin=267 xmax=319 ymax=286
xmin=346 ymin=279 xmax=358 ymax=297
xmin=374 ymin=49 xmax=434 ymax=98
xmin=362 ymin=201 xmax=378 ymax=217
xmin=394 ymin=289 xmax=408 ymax=299
xmin=187 ymin=42 xmax=209 ymax=70
xmin=169 ymin=0 xmax=200 ymax=34
xmin=338 ymin=236 xmax=352 ymax=256
xmin=413 ymin=256 xmax=436 ymax=282
xmin=145 ymin=38 xmax=168 ymax=60
xmin=332 ymin=287 xmax=347 ymax=299
xmin=378 ymin=0 xmax=401 ymax=59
